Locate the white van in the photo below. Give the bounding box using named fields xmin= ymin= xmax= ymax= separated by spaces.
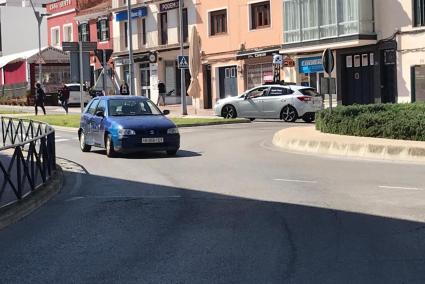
xmin=64 ymin=83 xmax=92 ymax=105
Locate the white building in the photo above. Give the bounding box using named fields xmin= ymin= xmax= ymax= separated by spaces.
xmin=375 ymin=0 xmax=425 ymax=103
xmin=0 ymin=0 xmax=48 ymax=56
xmin=111 ymin=0 xmax=195 ymax=103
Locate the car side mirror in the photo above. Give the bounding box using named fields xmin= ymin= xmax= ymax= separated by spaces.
xmin=95 ymin=110 xmax=104 ymax=117
xmin=163 ymin=110 xmax=170 ymax=115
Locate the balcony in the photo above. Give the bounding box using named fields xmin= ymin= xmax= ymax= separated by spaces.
xmin=283 ymin=0 xmax=375 ymax=44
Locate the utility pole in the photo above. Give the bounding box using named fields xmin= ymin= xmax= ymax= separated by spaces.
xmin=179 ymin=0 xmax=187 ymax=115
xmin=29 ymin=0 xmax=49 ymax=86
xmin=79 ymin=41 xmax=84 ymax=113
xmin=127 ymin=0 xmax=135 ymax=96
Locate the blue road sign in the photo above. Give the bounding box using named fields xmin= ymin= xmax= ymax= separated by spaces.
xmin=177 ymin=56 xmax=189 ymax=69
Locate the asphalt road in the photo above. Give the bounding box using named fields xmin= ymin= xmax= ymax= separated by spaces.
xmin=1 ymin=121 xmax=425 ymax=283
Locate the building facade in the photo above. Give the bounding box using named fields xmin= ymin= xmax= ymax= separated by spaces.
xmin=196 ymin=0 xmax=284 ymax=109
xmin=111 ymin=0 xmax=195 ymax=103
xmin=75 ymin=0 xmax=114 ymax=86
xmin=375 ymin=0 xmax=425 ymax=103
xmin=46 ymin=0 xmax=79 ymax=49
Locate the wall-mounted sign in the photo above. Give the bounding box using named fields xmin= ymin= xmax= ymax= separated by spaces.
xmin=236 ymin=48 xmax=280 ymax=60
xmin=298 ymin=56 xmax=324 ymax=74
xmin=160 ymin=0 xmax=180 ymax=12
xmin=49 ymin=0 xmax=72 ymax=10
xmin=273 ymin=54 xmax=283 ymax=65
xmin=283 ymin=56 xmax=295 ymax=67
xmin=115 ymin=7 xmax=148 ymax=22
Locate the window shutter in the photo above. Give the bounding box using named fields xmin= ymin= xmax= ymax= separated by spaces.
xmin=78 ymin=24 xmax=82 ymax=41
xmin=106 ymin=20 xmax=110 ymax=41
xmin=97 ymin=20 xmax=101 ymax=41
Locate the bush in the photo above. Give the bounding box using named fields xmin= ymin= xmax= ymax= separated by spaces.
xmin=315 ymin=103 xmax=425 ymax=141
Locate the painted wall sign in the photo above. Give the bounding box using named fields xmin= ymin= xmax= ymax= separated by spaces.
xmin=159 ymin=0 xmax=180 ymax=12
xmin=49 ymin=0 xmax=72 ymax=11
xmin=298 ymin=56 xmax=324 ymax=74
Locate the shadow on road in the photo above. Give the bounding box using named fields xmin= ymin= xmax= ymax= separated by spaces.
xmin=0 ymin=169 xmax=424 ymax=283
xmin=89 ymin=149 xmax=202 ymax=159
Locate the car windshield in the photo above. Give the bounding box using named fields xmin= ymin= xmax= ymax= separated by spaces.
xmin=299 ymin=88 xmax=321 ymax=97
xmin=108 ymin=99 xmax=162 ymax=116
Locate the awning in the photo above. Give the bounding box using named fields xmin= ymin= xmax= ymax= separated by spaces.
xmin=0 ymin=47 xmax=69 ymax=69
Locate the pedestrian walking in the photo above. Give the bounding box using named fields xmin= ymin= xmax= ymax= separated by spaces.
xmin=34 ymin=83 xmax=46 ymax=115
xmin=157 ymin=81 xmax=166 ymax=106
xmin=120 ymin=81 xmax=130 ymax=95
xmin=58 ymin=84 xmax=70 ymax=114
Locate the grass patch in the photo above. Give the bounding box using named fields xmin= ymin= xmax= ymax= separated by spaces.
xmin=316 ymin=103 xmax=425 ymax=141
xmin=16 ymin=114 xmax=249 ymax=128
xmin=0 ymin=110 xmax=24 ymax=115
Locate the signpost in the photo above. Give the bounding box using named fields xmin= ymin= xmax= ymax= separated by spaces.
xmin=322 ymin=48 xmax=335 ymax=111
xmin=272 ymin=54 xmax=283 ymax=83
xmin=160 ymin=0 xmax=179 ymax=12
xmin=63 ymin=41 xmax=97 ymax=112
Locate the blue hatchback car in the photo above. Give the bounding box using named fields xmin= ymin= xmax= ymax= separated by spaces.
xmin=78 ymin=96 xmax=180 ymax=157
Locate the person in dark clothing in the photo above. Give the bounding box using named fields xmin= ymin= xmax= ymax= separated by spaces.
xmin=120 ymin=81 xmax=130 ymax=95
xmin=35 ymin=83 xmax=46 ymax=115
xmin=58 ymin=84 xmax=70 ymax=114
xmin=157 ymin=81 xmax=166 ymax=106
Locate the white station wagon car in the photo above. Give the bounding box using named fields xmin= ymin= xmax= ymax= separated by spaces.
xmin=214 ymin=84 xmax=323 ymax=122
xmin=64 ymin=83 xmax=92 ymax=105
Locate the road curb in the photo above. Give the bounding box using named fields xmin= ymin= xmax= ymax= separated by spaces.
xmin=0 ymin=166 xmax=63 ymax=231
xmin=273 ymin=126 xmax=425 ymax=163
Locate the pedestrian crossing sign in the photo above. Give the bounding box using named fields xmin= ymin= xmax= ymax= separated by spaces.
xmin=177 ymin=56 xmax=189 ymax=69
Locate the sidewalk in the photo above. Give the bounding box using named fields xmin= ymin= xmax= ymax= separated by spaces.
xmin=273 ymin=126 xmax=425 ymax=163
xmin=0 ymin=104 xmax=216 ymax=117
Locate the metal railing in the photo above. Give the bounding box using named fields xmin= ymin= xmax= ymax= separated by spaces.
xmin=0 ymin=117 xmax=56 ymax=208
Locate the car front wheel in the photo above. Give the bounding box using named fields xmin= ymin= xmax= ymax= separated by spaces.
xmin=302 ymin=113 xmax=315 ymax=123
xmin=221 ymin=105 xmax=237 ymax=119
xmin=281 ymin=105 xmax=298 ymax=122
xmin=106 ymin=135 xmax=116 ymax=158
xmin=79 ymin=132 xmax=91 ymax=152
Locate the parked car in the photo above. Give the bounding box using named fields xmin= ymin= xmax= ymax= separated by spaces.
xmin=214 ymin=84 xmax=323 ymax=122
xmin=78 ymin=96 xmax=180 ymax=157
xmin=62 ymin=83 xmax=92 ymax=105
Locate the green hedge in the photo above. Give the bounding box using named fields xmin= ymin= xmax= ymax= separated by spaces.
xmin=315 ymin=103 xmax=425 ymax=141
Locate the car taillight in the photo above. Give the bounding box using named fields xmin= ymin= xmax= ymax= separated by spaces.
xmin=297 ymin=96 xmax=312 ymax=102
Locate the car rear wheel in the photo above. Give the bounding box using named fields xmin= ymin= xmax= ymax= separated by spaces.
xmin=281 ymin=105 xmax=298 ymax=122
xmin=79 ymin=132 xmax=91 ymax=152
xmin=302 ymin=113 xmax=315 ymax=123
xmin=106 ymin=135 xmax=116 ymax=158
xmin=221 ymin=105 xmax=237 ymax=119
xmin=249 ymin=118 xmax=256 ymax=121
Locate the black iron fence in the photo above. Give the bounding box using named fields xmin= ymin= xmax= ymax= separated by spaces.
xmin=0 ymin=117 xmax=56 ymax=208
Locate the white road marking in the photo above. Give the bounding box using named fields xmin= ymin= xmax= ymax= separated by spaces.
xmin=378 ymin=185 xmax=423 ymax=191
xmin=55 ymin=139 xmax=69 ymax=143
xmin=273 ymin=178 xmax=318 ymax=184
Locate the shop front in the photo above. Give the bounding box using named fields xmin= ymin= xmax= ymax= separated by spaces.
xmin=297 ymin=55 xmax=325 ymax=91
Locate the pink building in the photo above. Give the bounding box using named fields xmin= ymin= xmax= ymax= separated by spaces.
xmin=46 ymin=0 xmax=79 ymax=48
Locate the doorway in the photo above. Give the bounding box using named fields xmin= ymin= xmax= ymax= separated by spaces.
xmin=203 ymin=64 xmax=212 ymax=108
xmin=219 ymin=66 xmax=237 ymax=99
xmin=140 ymin=63 xmax=150 ymax=98
xmin=380 ymin=49 xmax=397 ymax=103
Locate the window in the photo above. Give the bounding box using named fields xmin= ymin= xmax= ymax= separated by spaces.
xmin=51 ymin=27 xmax=60 ymax=47
xmin=97 ymin=18 xmax=110 ymax=42
xmin=142 ymin=18 xmax=147 ymax=45
xmin=268 ymin=87 xmax=294 ymax=96
xmin=124 ymin=21 xmax=128 ymax=48
xmin=247 ymin=87 xmax=269 ymax=98
xmin=108 ymin=99 xmax=162 ymax=116
xmin=87 ymin=99 xmax=99 ymax=115
xmin=414 ymin=0 xmax=425 ymax=27
xmin=251 ymin=1 xmax=270 ymax=30
xmin=183 ymin=8 xmax=188 ymax=42
xmin=63 ymin=25 xmax=73 ymax=42
xmin=96 ymin=99 xmax=107 ymax=113
xmin=79 ymin=23 xmax=90 ymax=42
xmin=159 ymin=12 xmax=168 ymax=45
xmin=210 ymin=9 xmax=227 ymax=36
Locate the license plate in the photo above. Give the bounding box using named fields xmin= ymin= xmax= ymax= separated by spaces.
xmin=142 ymin=137 xmax=164 ymax=144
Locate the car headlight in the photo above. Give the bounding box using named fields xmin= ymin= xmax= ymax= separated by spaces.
xmin=118 ymin=129 xmax=136 ymax=136
xmin=167 ymin=127 xmax=179 ymax=134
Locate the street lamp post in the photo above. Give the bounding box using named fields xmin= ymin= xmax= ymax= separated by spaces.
xmin=127 ymin=0 xmax=135 ymax=96
xmin=29 ymin=0 xmax=50 ymax=86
